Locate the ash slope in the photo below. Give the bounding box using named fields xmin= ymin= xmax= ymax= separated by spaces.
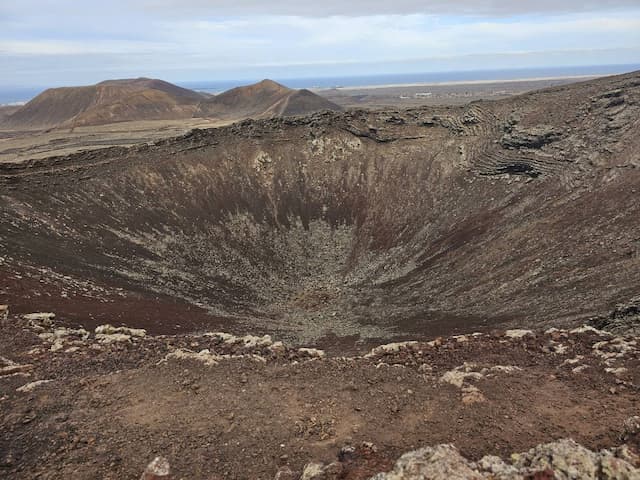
xmin=1 ymin=71 xmax=639 ymax=343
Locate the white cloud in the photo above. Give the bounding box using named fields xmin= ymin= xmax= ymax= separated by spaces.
xmin=137 ymin=0 xmax=640 ymax=17
xmin=0 ymin=2 xmax=638 ymax=86
xmin=0 ymin=40 xmax=172 ymax=56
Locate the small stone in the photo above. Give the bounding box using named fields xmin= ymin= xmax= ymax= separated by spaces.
xmin=95 ymin=324 xmax=146 ymax=337
xmin=298 ymin=348 xmax=326 ymax=358
xmin=274 ymin=466 xmax=296 ymax=480
xmin=17 ymin=379 xmax=53 ymax=393
xmin=96 ymin=333 xmax=132 ymax=344
xmin=504 ymin=329 xmax=534 ymax=339
xmin=141 ymin=456 xmax=170 ymax=480
xmin=301 ymin=463 xmax=326 ymax=480
xmin=461 ymin=385 xmax=486 ymax=405
xmin=338 ymin=445 xmax=357 ymax=462
xmin=0 ymin=305 xmax=8 ymax=323
xmin=622 ymin=416 xmax=640 ymax=440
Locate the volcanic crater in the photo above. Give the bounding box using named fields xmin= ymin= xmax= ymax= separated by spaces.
xmin=1 ymin=71 xmax=640 ymax=347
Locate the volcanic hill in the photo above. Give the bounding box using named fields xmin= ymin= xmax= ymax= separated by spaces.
xmin=1 ymin=78 xmax=342 ymax=131
xmin=0 ymin=78 xmax=205 ymax=130
xmin=194 ymin=79 xmax=342 ymax=120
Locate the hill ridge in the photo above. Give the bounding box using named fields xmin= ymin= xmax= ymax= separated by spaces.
xmin=194 ymin=78 xmax=342 ymax=120
xmin=1 ymin=77 xmax=342 ymax=130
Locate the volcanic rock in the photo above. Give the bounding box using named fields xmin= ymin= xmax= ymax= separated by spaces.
xmin=141 ymin=456 xmax=170 ymax=480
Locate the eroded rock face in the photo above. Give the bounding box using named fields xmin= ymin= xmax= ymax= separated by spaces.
xmin=590 ymin=296 xmax=640 ymax=336
xmin=500 ymin=125 xmax=563 ymax=149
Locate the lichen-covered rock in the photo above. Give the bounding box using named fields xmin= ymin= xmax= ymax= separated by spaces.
xmin=369 ymin=444 xmax=483 ymax=480
xmin=475 ymin=455 xmax=519 ymax=478
xmin=95 ymin=324 xmax=146 ymax=337
xmin=300 ymin=462 xmax=327 ymax=480
xmin=22 ymin=312 xmax=55 ymax=323
xmin=511 ymin=439 xmax=640 ymax=480
xmin=365 ymin=342 xmax=420 ymax=358
xmin=365 ymin=440 xmax=640 ymax=479
xmin=440 ymin=363 xmax=484 ymax=388
xmin=140 ymin=456 xmax=170 ymax=480
xmin=95 ymin=333 xmax=132 ymax=344
xmin=16 ymin=379 xmax=53 ymax=393
xmin=274 ymin=466 xmax=296 ymax=480
xmin=504 ymin=329 xmax=534 ymax=339
xmin=300 ymin=461 xmax=343 ymax=479
xmin=622 ymin=416 xmax=640 ymax=441
xmin=511 ymin=439 xmax=599 ymax=478
xmin=164 ymin=349 xmax=221 ymax=366
xmin=298 ymin=348 xmax=326 ymax=359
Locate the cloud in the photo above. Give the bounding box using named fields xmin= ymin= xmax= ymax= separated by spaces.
xmin=138 ymin=0 xmax=640 ymax=17
xmin=0 ymin=1 xmax=639 ymax=86
xmin=2 ymin=0 xmax=639 ymax=19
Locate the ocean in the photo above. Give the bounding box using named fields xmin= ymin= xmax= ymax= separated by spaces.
xmin=2 ymin=64 xmax=638 ymax=105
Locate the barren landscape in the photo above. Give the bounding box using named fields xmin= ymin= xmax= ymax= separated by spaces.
xmin=1 ymin=70 xmax=640 ymax=479
xmin=317 ymin=75 xmax=604 ymax=109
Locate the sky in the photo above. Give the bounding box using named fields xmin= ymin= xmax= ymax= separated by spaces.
xmin=1 ymin=1 xmax=640 ymax=88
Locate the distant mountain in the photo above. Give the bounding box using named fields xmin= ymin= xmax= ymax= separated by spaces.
xmin=194 ymin=79 xmax=342 ymax=120
xmin=0 ymin=105 xmax=21 ymax=123
xmin=1 ymin=78 xmax=205 ymax=130
xmin=0 ymin=78 xmax=342 ymax=130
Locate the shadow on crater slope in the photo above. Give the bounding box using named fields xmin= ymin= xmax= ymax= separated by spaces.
xmin=1 ymin=72 xmax=640 ymax=346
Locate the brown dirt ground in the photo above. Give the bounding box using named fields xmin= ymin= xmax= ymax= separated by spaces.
xmin=1 ymin=314 xmax=638 ymax=479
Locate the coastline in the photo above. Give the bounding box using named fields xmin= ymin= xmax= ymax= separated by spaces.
xmin=312 ymin=74 xmax=605 ymax=92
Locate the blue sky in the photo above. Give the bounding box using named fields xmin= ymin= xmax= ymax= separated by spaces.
xmin=1 ymin=1 xmax=639 ymax=87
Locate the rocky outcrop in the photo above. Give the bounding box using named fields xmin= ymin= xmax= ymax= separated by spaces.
xmin=301 ymin=440 xmax=640 ymax=480
xmin=590 ymin=296 xmax=640 ymax=336
xmin=500 ymin=125 xmax=563 ymax=149
xmin=369 ymin=445 xmax=481 ymax=480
